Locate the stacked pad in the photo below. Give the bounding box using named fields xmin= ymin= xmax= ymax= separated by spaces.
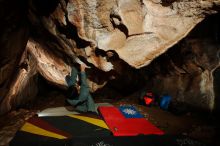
xmin=10 ymin=113 xmax=111 ymax=146
xmin=22 ymin=114 xmax=110 ymax=138
xmin=10 ymin=106 xmax=209 ymax=146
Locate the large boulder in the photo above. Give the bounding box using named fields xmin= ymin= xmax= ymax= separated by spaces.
xmin=0 ymin=0 xmax=219 ymax=114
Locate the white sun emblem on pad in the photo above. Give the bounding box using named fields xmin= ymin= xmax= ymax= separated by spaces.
xmin=122 ymin=108 xmax=136 ymax=115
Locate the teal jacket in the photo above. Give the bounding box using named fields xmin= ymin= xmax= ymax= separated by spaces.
xmin=66 ymin=67 xmax=96 ymax=113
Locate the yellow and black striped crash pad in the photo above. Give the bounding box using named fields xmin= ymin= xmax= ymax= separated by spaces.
xmin=18 ymin=113 xmax=110 ymax=139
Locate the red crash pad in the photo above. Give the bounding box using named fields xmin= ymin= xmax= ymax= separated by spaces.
xmin=99 ymin=106 xmax=164 ymax=136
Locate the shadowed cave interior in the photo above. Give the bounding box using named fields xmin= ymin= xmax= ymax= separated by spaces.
xmin=0 ymin=0 xmax=220 ymax=146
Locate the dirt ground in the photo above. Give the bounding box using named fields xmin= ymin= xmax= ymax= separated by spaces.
xmin=0 ymin=90 xmax=219 ymax=146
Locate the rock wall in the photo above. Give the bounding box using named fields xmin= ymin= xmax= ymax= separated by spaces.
xmin=0 ymin=0 xmax=34 ymax=114
xmin=141 ymin=14 xmax=220 ymax=111
xmin=0 ymin=0 xmax=220 ymax=114
xmin=213 ymin=67 xmax=220 ymax=112
xmin=142 ymin=38 xmax=220 ymax=111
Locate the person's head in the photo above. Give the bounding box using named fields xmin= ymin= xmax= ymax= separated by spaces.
xmin=72 ymin=85 xmax=80 ymax=97
xmin=66 ymin=85 xmax=79 ymax=99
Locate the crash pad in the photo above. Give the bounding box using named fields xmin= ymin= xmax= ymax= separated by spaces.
xmin=19 ymin=113 xmax=111 ymax=139
xmin=10 ymin=107 xmax=208 ymax=146
xmin=99 ymin=106 xmax=164 ymax=136
xmin=10 ymin=132 xmax=208 ymax=146
xmin=37 ymin=106 xmax=79 ymax=117
xmin=37 ymin=103 xmax=113 ymax=117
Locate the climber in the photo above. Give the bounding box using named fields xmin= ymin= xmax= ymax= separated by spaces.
xmin=65 ymin=64 xmax=96 ymax=113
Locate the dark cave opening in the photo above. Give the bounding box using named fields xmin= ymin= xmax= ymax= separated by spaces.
xmin=31 ymin=0 xmax=60 ymax=16
xmin=25 ymin=74 xmax=67 ymax=111
xmin=56 ymin=20 xmax=91 ymax=48
xmin=188 ymin=13 xmax=220 ymax=41
xmin=213 ymin=67 xmax=220 ymax=112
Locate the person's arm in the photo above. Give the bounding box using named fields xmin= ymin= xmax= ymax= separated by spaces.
xmin=67 ymin=66 xmax=78 ymax=86
xmin=67 ymin=74 xmax=88 ymax=106
xmin=81 ymin=73 xmax=88 ymax=87
xmin=67 ymin=65 xmax=89 ymax=105
xmin=76 ymin=64 xmax=90 ymax=102
xmin=67 ymin=72 xmax=89 ymax=102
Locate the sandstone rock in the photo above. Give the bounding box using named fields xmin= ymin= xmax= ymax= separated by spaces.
xmin=0 ymin=0 xmax=220 ymax=114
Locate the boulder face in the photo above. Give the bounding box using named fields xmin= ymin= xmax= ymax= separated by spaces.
xmin=142 ymin=14 xmax=220 ymax=111
xmin=142 ymin=38 xmax=220 ymax=111
xmin=0 ymin=0 xmax=220 ymax=114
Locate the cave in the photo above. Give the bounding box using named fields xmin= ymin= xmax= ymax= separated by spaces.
xmin=0 ymin=0 xmax=219 ymax=146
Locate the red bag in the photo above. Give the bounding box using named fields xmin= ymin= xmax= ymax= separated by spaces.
xmin=143 ymin=91 xmax=154 ymax=106
xmin=144 ymin=97 xmax=153 ymax=105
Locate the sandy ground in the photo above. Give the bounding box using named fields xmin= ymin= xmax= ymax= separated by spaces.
xmin=0 ymin=90 xmax=218 ymax=146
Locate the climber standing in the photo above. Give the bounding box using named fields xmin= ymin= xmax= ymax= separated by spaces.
xmin=65 ymin=64 xmax=96 ymax=113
